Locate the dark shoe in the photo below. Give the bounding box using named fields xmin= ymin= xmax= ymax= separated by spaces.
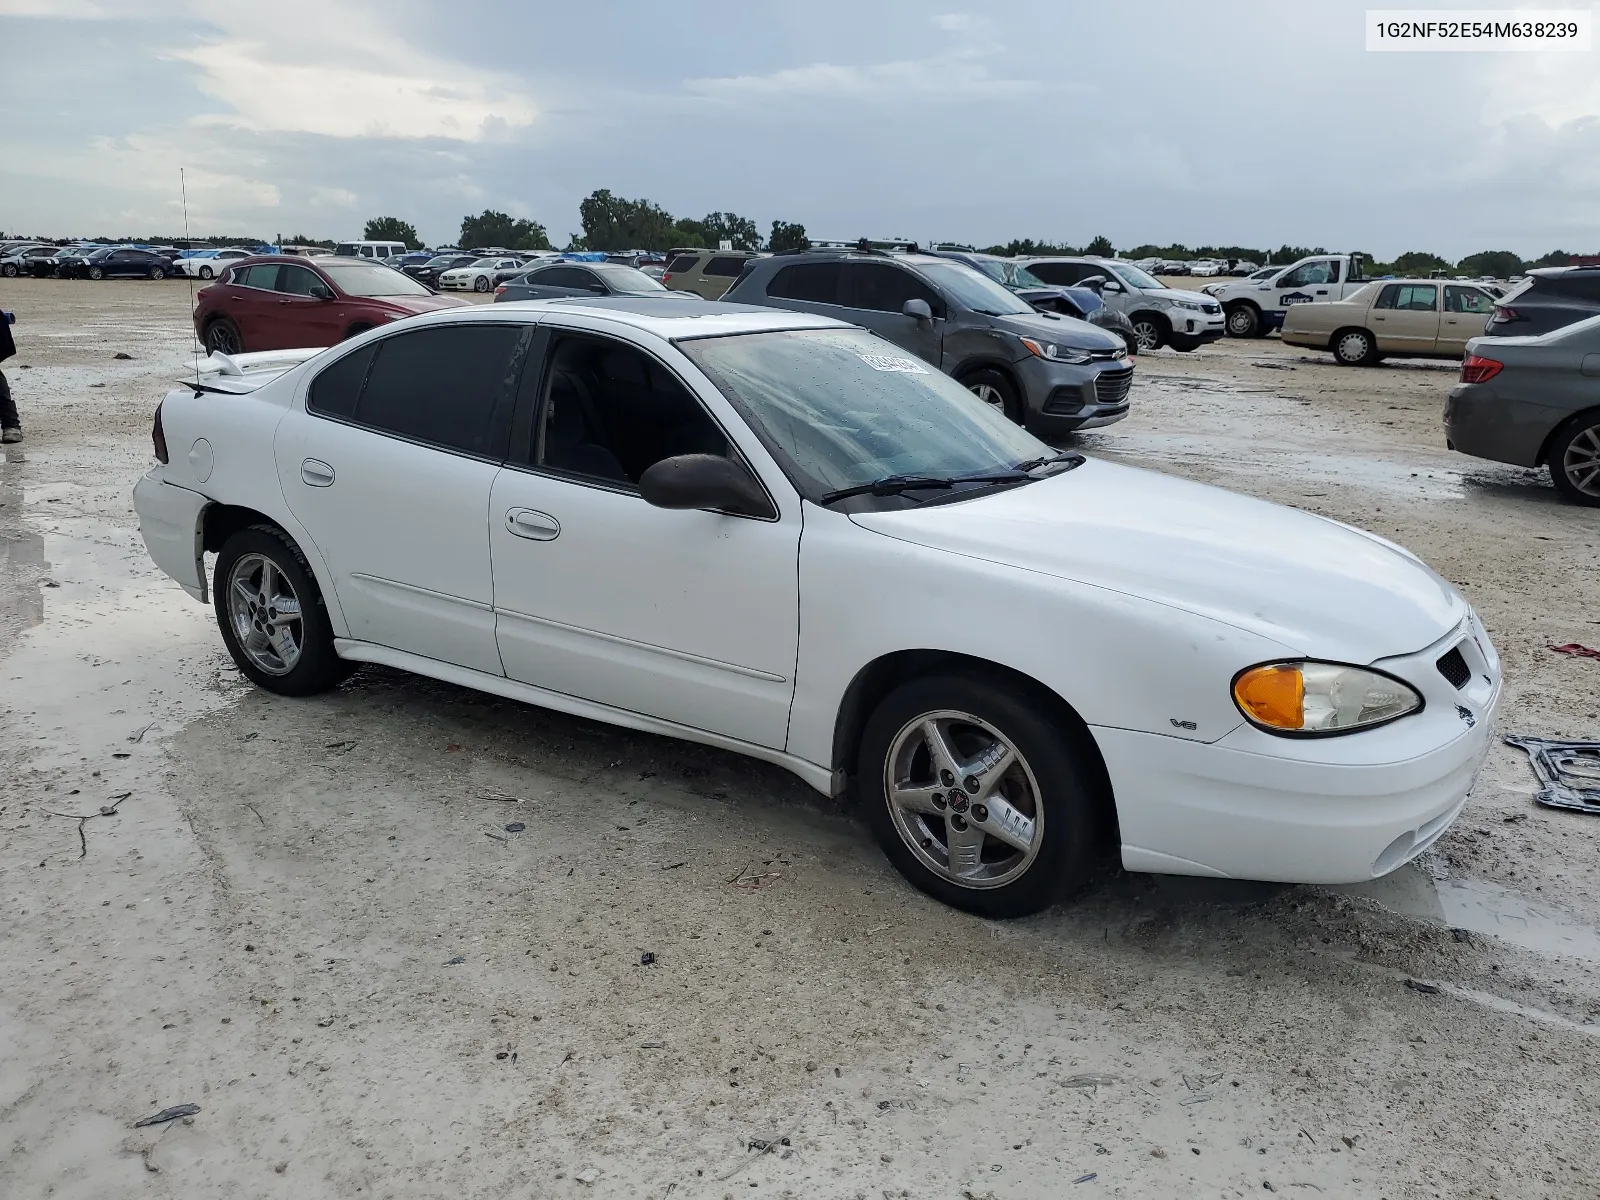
xmin=0 ymin=427 xmax=22 ymax=444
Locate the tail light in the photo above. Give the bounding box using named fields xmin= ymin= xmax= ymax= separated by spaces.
xmin=152 ymin=401 xmax=169 ymax=463
xmin=1492 ymin=305 xmax=1520 ymax=323
xmin=1461 ymin=354 xmax=1503 ymax=384
xmin=493 ymin=285 xmax=506 ymax=296
xmin=662 ymin=273 xmax=673 ymax=284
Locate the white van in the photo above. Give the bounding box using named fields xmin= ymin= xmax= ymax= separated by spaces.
xmin=333 ymin=240 xmax=408 ymax=261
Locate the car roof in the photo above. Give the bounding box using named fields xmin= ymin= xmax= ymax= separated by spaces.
xmin=461 ymin=296 xmax=848 ymax=337
xmin=1529 ymin=265 xmax=1600 ymax=278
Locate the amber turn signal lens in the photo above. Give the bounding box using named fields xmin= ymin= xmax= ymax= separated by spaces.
xmin=1234 ymin=664 xmax=1304 ymax=730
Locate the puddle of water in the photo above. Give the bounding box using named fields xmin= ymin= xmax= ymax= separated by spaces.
xmin=1334 ymin=864 xmax=1600 ymax=963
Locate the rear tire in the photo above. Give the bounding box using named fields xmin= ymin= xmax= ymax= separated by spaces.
xmin=1332 ymin=327 xmax=1379 ymax=367
xmin=1225 ymin=303 xmax=1261 ymax=338
xmin=1548 ymin=411 xmax=1600 ymax=507
xmin=204 ymin=317 xmax=243 ymax=355
xmin=857 ymin=671 xmax=1100 ymax=918
xmin=1 ymin=263 xmax=16 ymax=278
xmin=962 ymin=368 xmax=1023 ymax=424
xmin=213 ymin=526 xmax=355 ymax=696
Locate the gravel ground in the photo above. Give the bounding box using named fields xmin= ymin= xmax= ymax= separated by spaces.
xmin=2 ymin=278 xmax=1598 ymax=1199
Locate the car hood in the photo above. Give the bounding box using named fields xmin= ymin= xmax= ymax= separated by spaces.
xmin=368 ymin=293 xmax=471 ymax=314
xmin=1146 ymin=287 xmax=1218 ymax=306
xmin=992 ymin=309 xmax=1121 ymax=350
xmin=848 ymin=458 xmax=1464 ymax=662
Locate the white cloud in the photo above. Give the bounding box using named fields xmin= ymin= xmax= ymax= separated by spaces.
xmin=311 ymin=187 xmax=359 ymax=208
xmin=933 ymin=12 xmax=976 ymax=32
xmin=688 ymin=48 xmax=1078 ymax=102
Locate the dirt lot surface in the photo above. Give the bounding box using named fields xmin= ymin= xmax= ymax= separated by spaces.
xmin=3 ymin=279 xmax=1598 ymax=1199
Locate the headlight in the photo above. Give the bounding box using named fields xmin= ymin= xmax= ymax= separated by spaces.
xmin=1172 ymin=299 xmax=1203 ymax=311
xmin=1018 ymin=336 xmax=1092 ymax=364
xmin=1232 ymin=661 xmax=1422 ymax=736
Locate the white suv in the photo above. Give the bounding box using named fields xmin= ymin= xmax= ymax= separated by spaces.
xmin=132 ymin=298 xmax=1497 ymax=916
xmin=1018 ymin=257 xmax=1226 ymax=352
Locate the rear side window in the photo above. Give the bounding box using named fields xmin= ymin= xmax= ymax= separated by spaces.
xmin=667 ymin=255 xmax=701 ymax=273
xmin=237 ymin=264 xmax=281 ymax=290
xmin=768 ymin=262 xmax=843 ymax=304
xmin=528 ymin=266 xmax=592 ymax=288
xmin=354 ymin=325 xmax=524 ymax=457
xmin=703 ymin=255 xmax=748 ymax=277
xmin=307 ymin=343 xmax=376 ymax=420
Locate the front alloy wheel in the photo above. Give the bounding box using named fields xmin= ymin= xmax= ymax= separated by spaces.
xmin=198 ymin=265 xmax=214 ymax=279
xmin=1132 ymin=317 xmax=1163 ymax=351
xmin=473 ymin=275 xmax=491 ymax=293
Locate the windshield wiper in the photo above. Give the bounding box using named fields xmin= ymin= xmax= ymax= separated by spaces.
xmin=1014 ymin=451 xmax=1086 ymax=473
xmin=819 ymin=470 xmax=1030 ymax=505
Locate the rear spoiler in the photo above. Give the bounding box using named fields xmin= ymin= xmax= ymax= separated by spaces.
xmin=172 ymin=346 xmax=327 ymax=394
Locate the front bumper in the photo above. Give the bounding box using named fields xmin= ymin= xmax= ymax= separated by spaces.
xmin=1444 ymin=382 xmax=1554 ymax=468
xmin=1095 ymin=618 xmax=1501 ymax=883
xmin=1017 ymin=355 xmax=1133 ymax=435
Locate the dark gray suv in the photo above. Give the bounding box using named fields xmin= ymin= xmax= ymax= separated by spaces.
xmin=1482 ymin=266 xmax=1600 ymax=339
xmin=723 ymin=249 xmax=1132 ymax=434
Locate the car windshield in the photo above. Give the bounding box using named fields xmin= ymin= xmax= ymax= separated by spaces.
xmin=679 ymin=327 xmax=1049 ymax=499
xmin=424 ymin=256 xmax=457 ymax=266
xmin=87 ymin=248 xmax=115 ymax=259
xmin=914 ymin=261 xmax=1035 ymax=316
xmin=318 ymin=261 xmax=432 ymax=297
xmin=1103 ymin=261 xmax=1164 ymax=290
xmin=593 ymin=264 xmax=668 ymax=293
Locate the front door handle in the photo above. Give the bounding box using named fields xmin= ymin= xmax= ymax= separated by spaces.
xmin=506 ymin=508 xmax=560 ymax=541
xmin=301 ymin=459 xmax=335 ymax=487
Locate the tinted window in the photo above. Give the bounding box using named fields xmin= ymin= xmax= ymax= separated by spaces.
xmin=527 ymin=266 xmax=593 ymax=289
xmin=307 ymin=343 xmax=376 ymax=420
xmin=667 ymin=255 xmax=701 ymax=273
xmin=1022 ymin=261 xmax=1081 ymax=286
xmin=845 ymin=263 xmax=944 ymax=316
xmin=703 ymin=256 xmax=748 ymax=277
xmin=1444 ymin=285 xmax=1494 ymax=314
xmin=536 ymin=337 xmax=729 ymax=486
xmin=237 ymin=264 xmax=281 ymax=290
xmin=355 ymin=326 xmax=523 ymax=456
xmin=768 ymin=262 xmax=843 ymax=304
xmin=591 ymin=264 xmax=668 ymax=293
xmin=1544 ymin=273 xmax=1600 ymax=303
xmin=279 ymin=265 xmax=325 ymax=296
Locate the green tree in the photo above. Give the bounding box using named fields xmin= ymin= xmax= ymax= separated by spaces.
xmin=363 ymin=216 xmax=420 ymax=248
xmin=669 ymin=219 xmax=710 ymax=249
xmin=1457 ymin=250 xmax=1524 ymax=279
xmin=1084 ymin=234 xmax=1114 ymax=257
xmin=1391 ymin=250 xmax=1451 ymax=276
xmin=458 ymin=210 xmax=551 ymax=251
xmin=982 ymin=238 xmax=1076 ymax=257
xmin=700 ymin=211 xmax=761 ymax=251
xmin=1531 ymin=250 xmax=1571 ymax=268
xmin=769 ymin=220 xmax=808 ymax=253
xmin=1269 ymin=245 xmax=1328 ymax=264
xmin=578 ymin=189 xmax=677 ymax=251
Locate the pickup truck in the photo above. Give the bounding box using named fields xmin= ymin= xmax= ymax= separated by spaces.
xmin=1208 ymin=254 xmax=1369 ymax=338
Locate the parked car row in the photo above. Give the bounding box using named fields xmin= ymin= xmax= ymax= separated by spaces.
xmin=0 ymin=240 xmax=266 ymax=280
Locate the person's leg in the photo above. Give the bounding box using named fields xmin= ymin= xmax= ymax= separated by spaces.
xmin=0 ymin=369 xmax=21 ymax=441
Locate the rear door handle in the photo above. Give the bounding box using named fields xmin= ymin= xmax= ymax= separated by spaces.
xmin=301 ymin=459 xmax=335 ymax=487
xmin=506 ymin=508 xmax=560 ymax=541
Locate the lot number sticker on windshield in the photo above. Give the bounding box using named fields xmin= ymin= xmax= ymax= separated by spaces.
xmin=858 ymin=353 xmax=929 ymax=374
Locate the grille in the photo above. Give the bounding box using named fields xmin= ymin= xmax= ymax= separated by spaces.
xmin=1202 ymin=302 xmax=1221 ymax=314
xmin=1436 ymin=645 xmax=1470 ymax=689
xmin=1094 ymin=367 xmax=1134 ymax=406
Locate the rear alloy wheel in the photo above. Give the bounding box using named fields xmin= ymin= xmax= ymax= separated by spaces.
xmin=214 ymin=526 xmax=355 ymax=695
xmin=963 ymin=369 xmax=1022 ymax=424
xmin=204 ymin=317 xmax=243 ymax=355
xmin=474 ymin=275 xmax=491 ymax=293
xmin=1549 ymin=414 xmax=1600 ymax=507
xmin=87 ymin=266 xmax=104 ymax=281
xmin=1333 ymin=328 xmax=1379 ymax=367
xmin=1225 ymin=304 xmax=1261 ymax=338
xmin=859 ymin=673 xmax=1099 ymax=917
xmin=198 ymin=265 xmax=214 ymax=279
xmin=1131 ymin=315 xmax=1166 ymax=352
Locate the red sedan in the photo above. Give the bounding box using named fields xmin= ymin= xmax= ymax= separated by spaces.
xmin=192 ymin=256 xmax=470 ymax=354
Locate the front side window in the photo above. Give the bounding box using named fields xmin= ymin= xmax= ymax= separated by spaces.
xmin=1280 ymin=260 xmax=1338 ymax=287
xmin=679 ymin=327 xmax=1046 ymax=499
xmin=527 ymin=266 xmax=593 ymax=289
xmin=1104 ymin=261 xmax=1165 ymax=291
xmin=279 ymin=265 xmax=325 ymax=296
xmin=536 ymin=336 xmax=729 ymax=485
xmin=318 ymin=261 xmax=431 ymax=297
xmin=1392 ymin=284 xmax=1438 ymax=311
xmin=844 ymin=263 xmax=946 ymax=316
xmin=314 ymin=326 xmax=523 ymax=457
xmin=914 ymin=261 xmax=1033 ymax=316
xmin=1444 ymin=285 xmax=1494 ymax=314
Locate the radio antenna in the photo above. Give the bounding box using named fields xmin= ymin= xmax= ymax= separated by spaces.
xmin=181 ymin=167 xmax=200 ymax=390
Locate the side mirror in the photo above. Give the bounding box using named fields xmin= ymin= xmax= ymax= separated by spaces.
xmin=638 ymin=454 xmax=775 ymax=519
xmin=587 ymin=284 xmax=607 ymax=294
xmin=902 ymin=298 xmax=933 ymax=321
xmin=310 ymin=284 xmax=335 ymax=301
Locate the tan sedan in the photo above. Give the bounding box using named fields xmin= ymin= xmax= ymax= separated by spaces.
xmin=1281 ymin=279 xmax=1498 ymax=366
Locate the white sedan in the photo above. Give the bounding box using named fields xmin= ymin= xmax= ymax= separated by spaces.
xmin=172 ymin=248 xmax=255 ymax=279
xmin=438 ymin=257 xmax=526 ymax=293
xmin=133 ymin=300 xmax=1500 ymax=917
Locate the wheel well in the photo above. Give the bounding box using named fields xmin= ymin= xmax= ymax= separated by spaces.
xmin=831 ymin=649 xmax=1119 ymax=846
xmin=202 ymin=503 xmax=283 ymax=554
xmin=1225 ymin=299 xmax=1260 ymax=314
xmin=953 ymin=360 xmax=1022 ymax=399
xmin=1130 ymin=309 xmax=1170 ymax=332
xmin=1536 ymin=404 xmax=1600 ymax=467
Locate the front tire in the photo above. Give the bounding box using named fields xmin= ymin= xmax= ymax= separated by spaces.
xmin=213 ymin=526 xmax=354 ymax=696
xmin=858 ymin=672 xmax=1100 ymax=918
xmin=473 ymin=275 xmax=491 ymax=293
xmin=1131 ymin=314 xmax=1167 ymax=352
xmin=149 ymin=266 xmax=166 ymax=280
xmin=1332 ymin=328 xmax=1379 ymax=366
xmin=1548 ymin=412 xmax=1600 ymax=507
xmin=198 ymin=265 xmax=214 ymax=279
xmin=204 ymin=317 xmax=243 ymax=355
xmin=962 ymin=368 xmax=1022 ymax=424
xmin=1225 ymin=303 xmax=1261 ymax=338
xmin=88 ymin=267 xmax=104 ymax=280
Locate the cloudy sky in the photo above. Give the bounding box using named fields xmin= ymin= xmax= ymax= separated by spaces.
xmin=1 ymin=0 xmax=1596 ymax=257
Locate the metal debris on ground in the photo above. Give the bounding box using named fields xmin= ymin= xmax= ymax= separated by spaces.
xmin=1505 ymin=735 xmax=1600 ymax=815
xmin=639 ymin=951 xmax=656 ymax=966
xmin=477 ymin=788 xmax=529 ymax=804
xmin=574 ymin=1166 xmax=599 ymax=1184
xmin=1183 ymin=1072 xmax=1223 ymax=1091
xmin=727 ymin=864 xmax=782 ymax=890
xmin=134 ymin=1103 xmax=200 ymax=1127
xmin=504 ymin=822 xmax=525 ymax=833
xmin=1074 ymin=1173 xmax=1097 ymax=1184
xmin=1061 ymin=1072 xmax=1118 ymax=1090
xmin=1403 ymin=978 xmax=1441 ymax=995
xmin=445 ymin=956 xmax=466 ymax=966
xmin=1547 ymin=643 xmax=1600 ymax=661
